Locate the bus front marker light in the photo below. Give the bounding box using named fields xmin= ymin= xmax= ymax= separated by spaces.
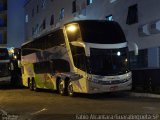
xmin=117 ymin=51 xmax=121 ymax=56
xmin=66 ymin=24 xmax=77 ymax=32
xmin=13 ymin=55 xmax=17 ymax=59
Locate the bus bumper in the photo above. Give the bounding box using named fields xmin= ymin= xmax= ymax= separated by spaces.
xmin=87 ymin=79 xmax=132 ymax=94
xmin=0 ymin=76 xmax=11 ymax=85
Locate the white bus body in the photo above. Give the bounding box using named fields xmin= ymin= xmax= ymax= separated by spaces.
xmin=21 ymin=20 xmax=132 ymax=96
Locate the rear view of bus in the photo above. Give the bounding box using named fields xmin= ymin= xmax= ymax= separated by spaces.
xmin=0 ymin=48 xmax=11 ymax=84
xmin=65 ymin=20 xmax=131 ymax=93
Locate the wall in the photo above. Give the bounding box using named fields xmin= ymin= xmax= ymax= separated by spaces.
xmin=24 ymin=0 xmax=160 ymax=68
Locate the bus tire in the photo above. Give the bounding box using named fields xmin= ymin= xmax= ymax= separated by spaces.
xmin=32 ymin=79 xmax=38 ymax=91
xmin=58 ymin=79 xmax=67 ymax=96
xmin=67 ymin=80 xmax=74 ymax=97
xmin=28 ymin=78 xmax=30 ymax=88
xmin=56 ymin=77 xmax=60 ymax=93
xmin=28 ymin=78 xmax=33 ymax=91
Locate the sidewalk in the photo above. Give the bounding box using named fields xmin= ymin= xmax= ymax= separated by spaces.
xmin=128 ymin=92 xmax=160 ymax=99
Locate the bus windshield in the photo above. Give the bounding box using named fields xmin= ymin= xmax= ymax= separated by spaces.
xmin=0 ymin=48 xmax=9 ymax=60
xmin=88 ymin=47 xmax=130 ymax=76
xmin=80 ymin=21 xmax=126 ymax=44
xmin=65 ymin=21 xmax=126 ymax=44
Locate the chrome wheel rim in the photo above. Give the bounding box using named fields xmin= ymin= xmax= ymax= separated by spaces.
xmin=33 ymin=81 xmax=36 ymax=91
xmin=59 ymin=81 xmax=64 ymax=94
xmin=68 ymin=82 xmax=73 ymax=96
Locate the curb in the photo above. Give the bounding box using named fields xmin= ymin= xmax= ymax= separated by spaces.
xmin=128 ymin=92 xmax=160 ymax=99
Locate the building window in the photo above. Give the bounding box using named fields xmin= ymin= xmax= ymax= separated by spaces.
xmin=87 ymin=0 xmax=93 ymax=5
xmin=25 ymin=14 xmax=29 ymax=23
xmin=126 ymin=4 xmax=138 ymax=25
xmin=50 ymin=14 xmax=54 ymax=25
xmin=32 ymin=8 xmax=34 ymax=17
xmin=35 ymin=24 xmax=39 ymax=34
xmin=0 ymin=18 xmax=4 ymax=27
xmin=32 ymin=27 xmax=34 ymax=36
xmin=37 ymin=5 xmax=39 ymax=13
xmin=0 ymin=33 xmax=2 ymax=44
xmin=106 ymin=15 xmax=113 ymax=21
xmin=60 ymin=8 xmax=64 ymax=20
xmin=41 ymin=0 xmax=46 ymax=8
xmin=42 ymin=19 xmax=46 ymax=29
xmin=72 ymin=0 xmax=76 ymax=13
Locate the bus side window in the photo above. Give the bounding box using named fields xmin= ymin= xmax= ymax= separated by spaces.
xmin=70 ymin=44 xmax=87 ymax=71
xmin=34 ymin=61 xmax=52 ymax=74
xmin=51 ymin=59 xmax=70 ymax=73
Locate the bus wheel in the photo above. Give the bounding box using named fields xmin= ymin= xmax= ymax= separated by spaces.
xmin=67 ymin=81 xmax=74 ymax=97
xmin=58 ymin=79 xmax=66 ymax=96
xmin=29 ymin=79 xmax=33 ymax=91
xmin=32 ymin=79 xmax=38 ymax=91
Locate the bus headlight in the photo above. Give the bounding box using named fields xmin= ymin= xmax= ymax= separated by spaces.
xmin=117 ymin=51 xmax=121 ymax=56
xmin=13 ymin=55 xmax=17 ymax=59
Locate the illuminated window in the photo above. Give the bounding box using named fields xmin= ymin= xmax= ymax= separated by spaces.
xmin=60 ymin=8 xmax=64 ymax=20
xmin=41 ymin=0 xmax=46 ymax=8
xmin=87 ymin=0 xmax=93 ymax=5
xmin=25 ymin=14 xmax=28 ymax=23
xmin=106 ymin=15 xmax=113 ymax=21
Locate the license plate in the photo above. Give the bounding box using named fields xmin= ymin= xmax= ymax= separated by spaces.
xmin=110 ymin=86 xmax=118 ymax=91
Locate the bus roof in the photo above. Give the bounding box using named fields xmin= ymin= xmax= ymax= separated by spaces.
xmin=64 ymin=20 xmax=119 ymax=26
xmin=22 ymin=20 xmax=123 ymax=47
xmin=22 ymin=27 xmax=61 ymax=47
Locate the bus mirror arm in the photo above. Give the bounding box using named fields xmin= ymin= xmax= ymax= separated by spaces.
xmin=128 ymin=42 xmax=139 ymax=56
xmin=133 ymin=43 xmax=138 ymax=56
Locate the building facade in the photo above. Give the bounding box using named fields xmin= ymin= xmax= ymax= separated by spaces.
xmin=0 ymin=0 xmax=7 ymax=46
xmin=24 ymin=0 xmax=160 ymax=69
xmin=0 ymin=0 xmax=25 ymax=48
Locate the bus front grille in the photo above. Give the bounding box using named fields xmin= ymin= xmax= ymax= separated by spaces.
xmin=0 ymin=63 xmax=10 ymax=77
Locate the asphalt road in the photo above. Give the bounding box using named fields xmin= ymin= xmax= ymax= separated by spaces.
xmin=0 ymin=86 xmax=160 ymax=120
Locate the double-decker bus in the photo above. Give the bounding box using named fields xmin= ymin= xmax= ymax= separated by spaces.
xmin=0 ymin=48 xmax=11 ymax=84
xmin=21 ymin=20 xmax=132 ymax=96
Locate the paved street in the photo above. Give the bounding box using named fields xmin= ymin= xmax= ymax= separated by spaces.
xmin=0 ymin=86 xmax=160 ymax=120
